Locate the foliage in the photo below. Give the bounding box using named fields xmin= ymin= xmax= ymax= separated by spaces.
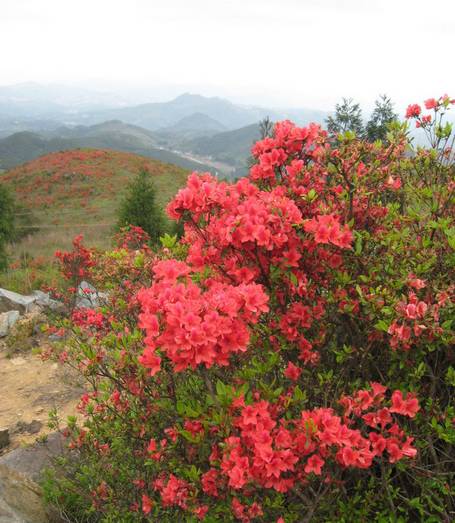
xmin=327 ymin=95 xmax=398 ymax=144
xmin=0 ymin=256 xmax=63 ymax=295
xmin=117 ymin=169 xmax=166 ymax=245
xmin=45 ymin=96 xmax=455 ymax=522
xmin=259 ymin=117 xmax=274 ymax=140
xmin=0 ymin=184 xmax=15 ymax=270
xmin=365 ymin=94 xmax=398 ymax=143
xmin=325 ymin=97 xmax=364 ymax=136
xmin=55 ymin=235 xmax=95 ymax=290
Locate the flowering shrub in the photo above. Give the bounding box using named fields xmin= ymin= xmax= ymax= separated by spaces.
xmin=45 ymin=98 xmax=455 ymax=522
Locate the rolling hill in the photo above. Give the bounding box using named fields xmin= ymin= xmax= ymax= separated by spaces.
xmin=0 ymin=122 xmax=216 ymax=173
xmin=0 ymin=149 xmax=191 ymax=262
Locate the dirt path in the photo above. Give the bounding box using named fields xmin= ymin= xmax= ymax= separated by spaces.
xmin=0 ymin=345 xmax=84 ymax=452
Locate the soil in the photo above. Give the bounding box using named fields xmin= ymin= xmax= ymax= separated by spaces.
xmin=0 ymin=343 xmax=84 ymax=453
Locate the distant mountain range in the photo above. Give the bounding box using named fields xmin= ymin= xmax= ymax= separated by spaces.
xmin=82 ymin=93 xmax=328 ymax=131
xmin=0 ymin=83 xmax=328 ymax=129
xmin=0 ymin=83 xmax=330 ymax=177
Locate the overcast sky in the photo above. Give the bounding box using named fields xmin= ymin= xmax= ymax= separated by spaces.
xmin=1 ymin=0 xmax=454 ymax=110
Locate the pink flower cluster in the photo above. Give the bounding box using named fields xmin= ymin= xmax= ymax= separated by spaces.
xmin=387 ymin=289 xmax=451 ymax=350
xmin=405 ymin=94 xmax=455 ymax=127
xmin=72 ymin=307 xmax=106 ymax=331
xmin=168 ymin=174 xmax=305 ymax=278
xmin=303 ymin=213 xmax=353 ymax=248
xmin=153 ymin=474 xmax=190 ymax=509
xmin=250 ymin=120 xmax=325 ymax=183
xmin=219 ymin=384 xmax=418 ymax=495
xmin=137 ymin=260 xmax=269 ymax=373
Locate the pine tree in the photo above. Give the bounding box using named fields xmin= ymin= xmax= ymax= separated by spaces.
xmin=117 ymin=169 xmax=165 ymax=245
xmin=0 ymin=185 xmax=15 ymax=271
xmin=259 ymin=116 xmax=274 ymax=139
xmin=365 ymin=94 xmax=398 ymax=142
xmin=326 ymin=98 xmax=364 ymax=136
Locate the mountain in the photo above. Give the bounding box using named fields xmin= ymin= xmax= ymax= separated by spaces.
xmin=0 ymin=83 xmax=329 ymax=131
xmin=0 ymin=149 xmax=190 ymax=257
xmin=0 ymin=122 xmax=216 ymax=173
xmin=158 ymin=112 xmax=226 ymax=135
xmin=49 ymin=120 xmax=158 ymax=147
xmin=85 ymin=93 xmax=328 ymax=131
xmin=83 ymin=93 xmax=258 ymax=130
xmin=0 ymin=132 xmax=50 ymax=167
xmin=154 ymin=113 xmax=227 ymax=147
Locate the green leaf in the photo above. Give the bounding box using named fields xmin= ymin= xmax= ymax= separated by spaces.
xmin=160 ymin=233 xmax=177 ymax=249
xmin=355 ymin=233 xmax=362 ymax=255
xmin=375 ymin=319 xmax=389 ymax=332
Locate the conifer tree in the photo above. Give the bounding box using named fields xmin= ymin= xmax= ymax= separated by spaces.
xmin=326 ymin=97 xmax=364 ymax=136
xmin=259 ymin=116 xmax=274 ymax=139
xmin=365 ymin=94 xmax=398 ymax=142
xmin=117 ymin=169 xmax=165 ymax=245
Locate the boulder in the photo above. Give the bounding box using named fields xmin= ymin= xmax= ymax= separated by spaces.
xmin=0 ymin=288 xmax=66 ymax=318
xmin=0 ymin=290 xmax=35 ymax=315
xmin=76 ymin=281 xmax=107 ymax=309
xmin=0 ymin=465 xmax=50 ymax=523
xmin=0 ymin=433 xmax=66 ymax=522
xmin=30 ymin=292 xmax=66 ymax=315
xmin=0 ymin=312 xmax=20 ymax=338
xmin=0 ymin=433 xmax=65 ymax=483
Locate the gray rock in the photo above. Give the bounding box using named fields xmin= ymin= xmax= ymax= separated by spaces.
xmin=0 ymin=289 xmax=66 ymax=318
xmin=0 ymin=434 xmax=68 ymax=521
xmin=76 ymin=281 xmax=107 ymax=309
xmin=0 ymin=433 xmax=68 ymax=523
xmin=0 ymin=465 xmax=52 ymax=523
xmin=0 ymin=430 xmax=9 ymax=450
xmin=0 ymin=290 xmax=35 ymax=315
xmin=30 ymin=292 xmax=66 ymax=315
xmin=0 ymin=312 xmax=20 ymax=338
xmin=0 ymin=433 xmax=65 ymax=484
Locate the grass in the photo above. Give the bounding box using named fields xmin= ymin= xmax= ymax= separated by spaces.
xmin=0 ymin=264 xmax=63 ymax=295
xmin=0 ymin=148 xmax=190 ymax=292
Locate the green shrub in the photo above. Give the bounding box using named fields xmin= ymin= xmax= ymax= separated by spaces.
xmin=45 ymin=96 xmax=454 ymax=522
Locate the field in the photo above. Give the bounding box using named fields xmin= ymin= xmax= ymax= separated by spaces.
xmin=0 ymin=148 xmax=190 ymax=292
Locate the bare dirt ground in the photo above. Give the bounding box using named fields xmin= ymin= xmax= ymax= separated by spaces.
xmin=0 ymin=344 xmax=84 ymax=453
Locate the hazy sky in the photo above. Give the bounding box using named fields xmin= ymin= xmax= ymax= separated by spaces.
xmin=1 ymin=0 xmax=454 ymax=110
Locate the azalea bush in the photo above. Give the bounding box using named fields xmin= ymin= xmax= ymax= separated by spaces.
xmin=45 ymin=96 xmax=455 ymax=522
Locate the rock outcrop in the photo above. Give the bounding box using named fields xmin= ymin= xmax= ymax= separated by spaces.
xmin=0 ymin=312 xmax=20 ymax=338
xmin=0 ymin=290 xmax=36 ymax=315
xmin=0 ymin=433 xmax=65 ymax=523
xmin=0 ymin=289 xmax=65 ymax=316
